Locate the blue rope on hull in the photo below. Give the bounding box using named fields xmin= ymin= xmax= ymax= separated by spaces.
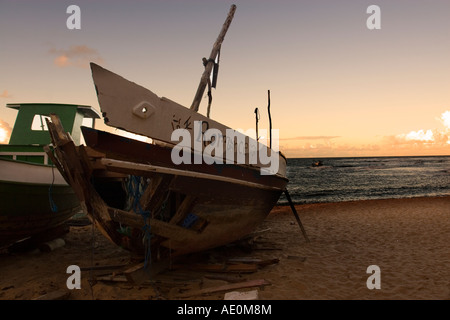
xmin=126 ymin=175 xmax=152 ymax=269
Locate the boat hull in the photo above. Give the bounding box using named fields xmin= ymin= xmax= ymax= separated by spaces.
xmin=96 ymin=164 xmax=284 ymax=255
xmin=45 ymin=118 xmax=288 ymax=260
xmin=154 ymin=178 xmax=283 ymax=255
xmin=89 ymin=132 xmax=287 ymax=256
xmin=0 ymin=159 xmax=81 ymax=247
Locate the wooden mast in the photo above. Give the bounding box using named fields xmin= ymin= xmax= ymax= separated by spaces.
xmin=190 ymin=4 xmax=237 ymax=112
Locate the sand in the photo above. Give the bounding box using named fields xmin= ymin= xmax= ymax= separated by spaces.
xmin=0 ymin=196 xmax=449 ymax=300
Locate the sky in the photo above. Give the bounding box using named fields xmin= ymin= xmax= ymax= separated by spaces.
xmin=0 ymin=0 xmax=449 ymax=158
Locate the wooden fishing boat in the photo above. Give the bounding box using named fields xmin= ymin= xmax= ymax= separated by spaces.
xmin=45 ymin=5 xmax=296 ymax=264
xmin=0 ymin=103 xmax=100 ymax=248
xmin=311 ymin=160 xmax=324 ymax=167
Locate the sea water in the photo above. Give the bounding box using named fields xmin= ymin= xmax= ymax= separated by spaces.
xmin=279 ymin=156 xmax=450 ymax=204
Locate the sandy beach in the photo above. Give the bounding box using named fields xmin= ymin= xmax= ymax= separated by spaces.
xmin=0 ymin=196 xmax=449 ymax=300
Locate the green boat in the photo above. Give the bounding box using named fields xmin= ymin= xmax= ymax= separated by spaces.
xmin=0 ymin=103 xmax=100 ymax=248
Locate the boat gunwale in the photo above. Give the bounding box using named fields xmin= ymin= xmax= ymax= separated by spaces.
xmin=81 ymin=126 xmax=289 ymax=190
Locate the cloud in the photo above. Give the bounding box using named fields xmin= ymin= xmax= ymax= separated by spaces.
xmin=402 ymin=129 xmax=434 ymax=142
xmin=0 ymin=119 xmax=12 ymax=144
xmin=441 ymin=111 xmax=450 ymax=129
xmin=0 ymin=90 xmax=12 ymax=98
xmin=387 ymin=110 xmax=450 ymax=148
xmin=281 ymin=111 xmax=450 ymax=158
xmin=49 ymin=45 xmax=104 ymax=68
xmin=280 ymin=141 xmax=382 ymax=158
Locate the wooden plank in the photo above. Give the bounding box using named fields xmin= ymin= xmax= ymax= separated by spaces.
xmin=169 ymin=195 xmax=197 ymax=225
xmin=123 ymin=262 xmax=146 ymax=274
xmin=173 ymin=263 xmax=258 ymax=274
xmin=47 ymin=115 xmax=125 ymax=249
xmin=107 ymin=206 xmax=199 ymax=239
xmin=77 ymin=145 xmax=95 ymax=178
xmin=47 ymin=116 xmax=127 ymax=251
xmin=175 ymin=279 xmax=270 ymax=298
xmin=254 ymin=246 xmax=282 ymax=251
xmin=224 ymin=290 xmax=259 ymax=300
xmin=139 ymin=174 xmax=163 ymax=210
xmin=124 ymin=260 xmax=172 ymax=285
xmin=47 ymin=115 xmax=71 ymax=146
xmin=33 ymin=289 xmax=71 ymax=300
xmin=43 ymin=145 xmax=69 ymax=182
xmin=100 ymin=158 xmax=281 ymax=191
xmin=80 ymin=264 xmax=128 ymax=272
xmin=227 ymin=258 xmax=280 ymax=267
xmin=144 ymin=176 xmax=174 ymax=215
xmin=204 ymin=274 xmax=247 ymax=283
xmin=96 ymin=275 xmax=128 ymax=283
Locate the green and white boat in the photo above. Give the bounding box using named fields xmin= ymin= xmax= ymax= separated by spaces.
xmin=0 ymin=103 xmax=100 ymax=248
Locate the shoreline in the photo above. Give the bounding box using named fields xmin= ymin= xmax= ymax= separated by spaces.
xmin=0 ymin=195 xmax=449 ymax=300
xmin=276 ymin=194 xmax=450 ymax=207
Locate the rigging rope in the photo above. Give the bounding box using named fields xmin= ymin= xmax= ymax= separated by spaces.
xmin=48 ymin=157 xmax=58 ymax=213
xmin=127 ymin=176 xmax=153 ymax=269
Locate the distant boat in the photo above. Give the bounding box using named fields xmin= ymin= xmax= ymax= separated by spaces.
xmin=311 ymin=160 xmax=324 ymax=167
xmin=0 ymin=103 xmax=100 ymax=248
xmin=45 ymin=5 xmax=290 ymax=264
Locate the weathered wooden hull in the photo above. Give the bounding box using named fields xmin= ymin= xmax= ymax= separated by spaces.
xmin=46 ymin=117 xmax=288 ymax=261
xmin=95 ymin=152 xmax=284 ymax=255
xmin=100 ymin=165 xmax=284 ymax=255
xmin=81 ymin=126 xmax=288 ymax=191
xmin=0 ymin=159 xmax=80 ymax=247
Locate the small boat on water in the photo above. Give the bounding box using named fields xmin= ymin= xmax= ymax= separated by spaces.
xmin=45 ymin=5 xmax=292 ymax=265
xmin=311 ymin=160 xmax=324 ymax=167
xmin=0 ymin=103 xmax=100 ymax=248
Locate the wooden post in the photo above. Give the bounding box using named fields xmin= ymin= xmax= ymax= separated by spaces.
xmin=284 ymin=189 xmax=310 ymax=243
xmin=254 ymin=108 xmax=259 ymax=141
xmin=190 ymin=4 xmax=237 ymax=112
xmin=267 ymin=90 xmax=272 ymax=149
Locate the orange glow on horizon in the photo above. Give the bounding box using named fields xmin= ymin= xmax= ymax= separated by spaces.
xmin=0 ymin=119 xmax=12 ymax=144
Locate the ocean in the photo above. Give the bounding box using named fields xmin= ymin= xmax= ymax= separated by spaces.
xmin=279 ymin=156 xmax=450 ymax=205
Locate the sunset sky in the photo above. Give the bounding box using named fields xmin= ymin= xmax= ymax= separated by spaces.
xmin=1 ymin=0 xmax=449 ymax=158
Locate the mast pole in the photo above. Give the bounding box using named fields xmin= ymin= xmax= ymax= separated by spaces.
xmin=190 ymin=4 xmax=237 ymax=112
xmin=267 ymin=90 xmax=272 ymax=149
